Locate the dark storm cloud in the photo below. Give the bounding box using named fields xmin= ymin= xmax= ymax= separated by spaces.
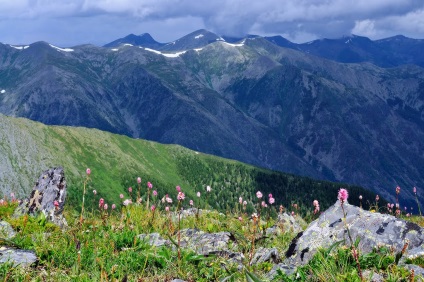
xmin=0 ymin=0 xmax=423 ymax=46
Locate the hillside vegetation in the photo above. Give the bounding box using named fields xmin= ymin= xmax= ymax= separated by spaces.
xmin=0 ymin=114 xmax=381 ymax=213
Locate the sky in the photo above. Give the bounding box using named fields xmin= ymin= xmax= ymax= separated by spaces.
xmin=1 ymin=0 xmax=424 ymax=47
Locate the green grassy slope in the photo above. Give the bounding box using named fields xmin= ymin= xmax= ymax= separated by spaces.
xmin=0 ymin=114 xmax=382 ymax=213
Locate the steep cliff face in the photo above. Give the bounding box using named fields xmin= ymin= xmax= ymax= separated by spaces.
xmin=0 ymin=36 xmax=423 ymax=204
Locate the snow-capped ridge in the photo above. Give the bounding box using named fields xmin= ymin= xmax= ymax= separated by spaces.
xmin=49 ymin=44 xmax=74 ymax=52
xmin=10 ymin=45 xmax=30 ymax=50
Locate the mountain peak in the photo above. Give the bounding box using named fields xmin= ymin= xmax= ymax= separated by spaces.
xmin=103 ymin=33 xmax=164 ymax=48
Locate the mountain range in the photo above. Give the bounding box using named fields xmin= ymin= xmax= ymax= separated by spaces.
xmin=0 ymin=29 xmax=423 ymax=205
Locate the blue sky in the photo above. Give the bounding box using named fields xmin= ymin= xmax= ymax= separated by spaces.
xmin=1 ymin=0 xmax=423 ymax=46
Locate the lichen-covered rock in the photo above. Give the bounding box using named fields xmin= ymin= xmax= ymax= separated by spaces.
xmin=285 ymin=201 xmax=424 ymax=266
xmin=13 ymin=167 xmax=67 ymax=228
xmin=250 ymin=247 xmax=280 ymax=265
xmin=137 ymin=233 xmax=170 ymax=247
xmin=0 ymin=221 xmax=16 ymax=239
xmin=177 ymin=229 xmax=235 ymax=255
xmin=266 ymin=263 xmax=296 ymax=280
xmin=362 ymin=270 xmax=384 ymax=282
xmin=266 ymin=213 xmax=303 ymax=236
xmin=176 ymin=229 xmax=244 ymax=266
xmin=0 ymin=246 xmax=37 ymax=267
xmin=402 ymin=264 xmax=424 ymax=280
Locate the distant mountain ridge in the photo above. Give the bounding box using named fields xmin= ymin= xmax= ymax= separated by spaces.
xmin=104 ymin=30 xmax=424 ymax=67
xmin=1 ymin=30 xmax=423 ymax=207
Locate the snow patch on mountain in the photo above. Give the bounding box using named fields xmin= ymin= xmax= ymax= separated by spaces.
xmin=194 ymin=34 xmax=204 ymax=39
xmin=49 ymin=44 xmax=74 ymax=52
xmin=0 ymin=90 xmax=5 ymax=94
xmin=10 ymin=45 xmax=30 ymax=50
xmin=223 ymin=39 xmax=245 ymax=47
xmin=144 ymin=48 xmax=186 ymax=58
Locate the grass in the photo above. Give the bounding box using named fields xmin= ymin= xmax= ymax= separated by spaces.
xmin=0 ymin=181 xmax=422 ymax=281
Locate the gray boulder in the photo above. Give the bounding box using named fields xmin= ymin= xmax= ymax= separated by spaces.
xmin=266 ymin=213 xmax=303 ymax=236
xmin=14 ymin=167 xmax=67 ymax=228
xmin=266 ymin=263 xmax=296 ymax=280
xmin=285 ymin=201 xmax=424 ymax=266
xmin=0 ymin=246 xmax=37 ymax=267
xmin=137 ymin=233 xmax=170 ymax=247
xmin=0 ymin=221 xmax=16 ymax=239
xmin=250 ymin=247 xmax=280 ymax=265
xmin=177 ymin=229 xmax=235 ymax=255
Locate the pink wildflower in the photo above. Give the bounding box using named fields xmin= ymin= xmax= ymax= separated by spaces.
xmin=99 ymin=198 xmax=104 ymax=208
xmin=166 ymin=196 xmax=173 ymax=203
xmin=406 ymin=213 xmax=410 ymax=217
xmin=123 ymin=199 xmax=132 ymax=206
xmin=387 ymin=203 xmax=391 ymax=209
xmin=391 ymin=203 xmax=394 ymax=208
xmin=291 ymin=211 xmax=295 ymax=216
xmin=137 ymin=177 xmax=141 ymax=184
xmin=53 ymin=200 xmax=59 ymax=207
xmin=112 ymin=204 xmax=116 ymax=210
xmin=104 ymin=204 xmax=108 ymax=210
xmin=268 ymin=193 xmax=273 ymax=198
xmin=176 ymin=185 xmax=181 ymax=192
xmin=177 ymin=192 xmax=185 ymax=201
xmin=189 ymin=200 xmax=194 ymax=206
xmin=10 ymin=193 xmax=14 ymax=199
xmin=261 ymin=201 xmax=266 ymax=207
xmin=93 ymin=190 xmax=97 ymax=195
xmin=313 ymin=200 xmax=319 ymax=207
xmin=86 ymin=168 xmax=91 ymax=175
xmin=128 ymin=187 xmax=132 ymax=193
xmin=413 ymin=187 xmax=417 ymax=194
xmin=151 ymin=205 xmax=156 ymax=211
xmin=148 ymin=182 xmax=153 ymax=189
xmin=120 ymin=194 xmax=124 ymax=199
xmin=238 ymin=216 xmax=243 ymax=221
xmin=165 ymin=206 xmax=170 ymax=212
xmin=256 ymin=191 xmax=263 ymax=199
xmin=243 ymin=200 xmax=247 ymax=206
xmin=239 ymin=197 xmax=243 ymax=204
xmin=197 ymin=192 xmax=201 ymax=197
xmin=376 ymin=195 xmax=380 ymax=201
xmin=359 ymin=195 xmax=362 ymax=200
xmin=269 ymin=197 xmax=275 ymax=205
xmin=153 ymin=190 xmax=158 ymax=197
xmin=396 ymin=186 xmax=401 ymax=194
xmin=338 ymin=188 xmax=348 ymax=203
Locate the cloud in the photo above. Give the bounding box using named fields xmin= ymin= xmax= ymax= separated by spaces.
xmin=0 ymin=0 xmax=423 ymax=45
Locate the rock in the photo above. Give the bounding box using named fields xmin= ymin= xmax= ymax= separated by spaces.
xmin=0 ymin=221 xmax=16 ymax=239
xmin=0 ymin=246 xmax=37 ymax=267
xmin=402 ymin=264 xmax=424 ymax=280
xmin=362 ymin=270 xmax=384 ymax=282
xmin=176 ymin=229 xmax=244 ymax=266
xmin=14 ymin=167 xmax=67 ymax=228
xmin=266 ymin=263 xmax=296 ymax=280
xmin=177 ymin=229 xmax=234 ymax=255
xmin=170 ymin=279 xmax=186 ymax=282
xmin=266 ymin=213 xmax=303 ymax=236
xmin=137 ymin=233 xmax=170 ymax=247
xmin=250 ymin=247 xmax=280 ymax=265
xmin=285 ymin=201 xmax=424 ymax=266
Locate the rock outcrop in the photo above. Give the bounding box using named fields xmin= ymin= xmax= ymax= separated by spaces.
xmin=14 ymin=167 xmax=67 ymax=228
xmin=285 ymin=201 xmax=424 ymax=266
xmin=0 ymin=247 xmax=37 ymax=267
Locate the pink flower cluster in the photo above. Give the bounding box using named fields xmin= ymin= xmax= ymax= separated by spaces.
xmin=313 ymin=200 xmax=320 ymax=214
xmin=338 ymin=188 xmax=348 ymax=203
xmin=177 ymin=192 xmax=185 ymax=201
